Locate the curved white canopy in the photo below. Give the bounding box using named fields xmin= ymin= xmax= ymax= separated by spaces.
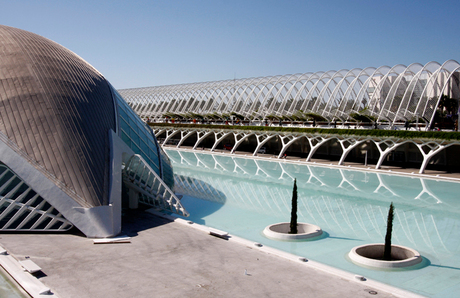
xmin=119 ymin=60 xmax=460 ymax=127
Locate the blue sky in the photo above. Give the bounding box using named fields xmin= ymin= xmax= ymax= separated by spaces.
xmin=1 ymin=0 xmax=459 ymax=89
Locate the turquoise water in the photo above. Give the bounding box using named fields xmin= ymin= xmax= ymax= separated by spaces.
xmin=0 ymin=270 xmax=28 ymax=298
xmin=166 ymin=149 xmax=460 ymax=298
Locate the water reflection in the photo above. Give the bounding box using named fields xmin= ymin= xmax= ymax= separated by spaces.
xmin=175 ymin=175 xmax=226 ymax=204
xmin=167 ymin=149 xmax=460 ymax=297
xmin=167 ymin=149 xmax=460 ymax=256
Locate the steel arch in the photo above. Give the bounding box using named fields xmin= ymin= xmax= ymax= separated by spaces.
xmin=119 ymin=60 xmax=460 ymax=129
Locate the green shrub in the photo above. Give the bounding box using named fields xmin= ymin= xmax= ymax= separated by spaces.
xmin=304 ymin=112 xmax=327 ymax=121
xmin=149 ymin=123 xmax=460 ymax=141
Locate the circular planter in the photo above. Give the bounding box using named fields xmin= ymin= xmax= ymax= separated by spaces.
xmin=263 ymin=222 xmax=322 ymax=240
xmin=349 ymin=243 xmax=422 ymax=269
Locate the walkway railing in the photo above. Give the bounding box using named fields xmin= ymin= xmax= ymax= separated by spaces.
xmin=123 ymin=154 xmax=189 ymax=217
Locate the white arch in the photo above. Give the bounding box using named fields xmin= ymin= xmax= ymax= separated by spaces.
xmin=119 ymin=60 xmax=460 ymax=125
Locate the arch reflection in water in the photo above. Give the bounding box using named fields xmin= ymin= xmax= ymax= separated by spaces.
xmin=173 ymin=175 xmax=226 ymax=225
xmin=168 ymin=149 xmax=458 ymax=253
xmin=167 ymin=149 xmax=460 ymax=297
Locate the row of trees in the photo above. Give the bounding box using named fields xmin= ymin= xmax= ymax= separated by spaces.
xmin=153 ymin=95 xmax=458 ymax=129
xmin=432 ymin=95 xmax=459 ymax=130
xmin=289 ymin=179 xmax=395 ymax=261
xmin=160 ymin=109 xmax=377 ymax=125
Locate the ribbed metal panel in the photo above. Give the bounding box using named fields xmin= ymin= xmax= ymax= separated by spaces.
xmin=0 ymin=25 xmax=116 ymax=207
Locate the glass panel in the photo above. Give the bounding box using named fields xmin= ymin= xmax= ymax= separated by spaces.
xmin=150 ymin=150 xmax=160 ymax=165
xmin=128 ymin=116 xmax=137 ymax=131
xmin=141 ymin=152 xmax=149 ymax=164
xmin=120 ymin=118 xmax=130 ymax=134
xmin=112 ymin=86 xmax=165 ymax=178
xmin=121 ymin=131 xmax=131 ymax=147
xmin=129 ymin=129 xmax=139 ymax=144
xmin=118 ymin=106 xmax=128 ymax=120
xmin=140 ymin=140 xmax=150 ymax=155
xmin=130 ymin=142 xmax=141 ymax=154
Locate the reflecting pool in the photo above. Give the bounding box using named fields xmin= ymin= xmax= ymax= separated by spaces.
xmin=0 ymin=269 xmax=27 ymax=298
xmin=166 ymin=149 xmax=460 ymax=298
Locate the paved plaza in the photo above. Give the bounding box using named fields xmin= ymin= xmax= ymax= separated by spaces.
xmin=0 ymin=210 xmax=408 ymax=298
xmin=1 ymin=147 xmax=448 ymax=298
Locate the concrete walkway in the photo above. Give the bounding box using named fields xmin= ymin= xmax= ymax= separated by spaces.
xmin=0 ymin=210 xmax=405 ymax=298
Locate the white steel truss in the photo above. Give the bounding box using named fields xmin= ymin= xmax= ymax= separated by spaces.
xmin=154 ymin=126 xmax=460 ymax=174
xmin=122 ymin=154 xmax=189 ymax=217
xmin=119 ymin=60 xmax=460 ymax=129
xmin=0 ymin=163 xmax=73 ymax=232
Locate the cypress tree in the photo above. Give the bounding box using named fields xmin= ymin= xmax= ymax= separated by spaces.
xmin=383 ymin=202 xmax=394 ymax=261
xmin=289 ymin=179 xmax=298 ymax=234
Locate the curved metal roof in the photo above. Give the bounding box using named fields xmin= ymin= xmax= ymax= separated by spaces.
xmin=0 ymin=25 xmax=116 ymax=207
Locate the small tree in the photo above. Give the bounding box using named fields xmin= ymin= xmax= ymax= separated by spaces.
xmin=383 ymin=202 xmax=394 ymax=261
xmin=289 ymin=179 xmax=298 ymax=234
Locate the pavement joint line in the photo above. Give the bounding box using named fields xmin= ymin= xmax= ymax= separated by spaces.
xmin=146 ymin=208 xmax=425 ymax=298
xmin=166 ymin=146 xmax=460 ymax=183
xmin=0 ymin=245 xmax=58 ymax=298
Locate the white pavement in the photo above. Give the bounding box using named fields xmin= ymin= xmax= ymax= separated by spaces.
xmin=0 ymin=209 xmax=423 ymax=298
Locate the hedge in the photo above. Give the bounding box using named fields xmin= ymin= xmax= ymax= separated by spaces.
xmin=148 ymin=123 xmax=460 ymax=141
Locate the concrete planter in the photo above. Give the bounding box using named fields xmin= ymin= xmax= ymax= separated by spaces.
xmin=263 ymin=222 xmax=322 ymax=240
xmin=349 ymin=243 xmax=422 ymax=269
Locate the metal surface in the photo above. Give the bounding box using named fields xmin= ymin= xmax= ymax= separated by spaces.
xmin=0 ymin=25 xmax=117 ymax=208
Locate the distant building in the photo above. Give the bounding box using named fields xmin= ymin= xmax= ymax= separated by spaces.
xmin=0 ymin=25 xmax=186 ymax=238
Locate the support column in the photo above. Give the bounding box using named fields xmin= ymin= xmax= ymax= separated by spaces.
xmin=417 ymin=142 xmax=446 ymax=174
xmin=375 ymin=139 xmax=404 ymax=169
xmin=163 ymin=130 xmax=180 ymax=146
xmin=153 ymin=129 xmax=165 ymax=137
xmin=211 ymin=131 xmax=233 ymax=151
xmin=306 ymin=136 xmax=331 ymax=162
xmin=337 ymin=138 xmax=365 ymax=165
xmin=128 ymin=188 xmax=139 ymax=209
xmin=177 ymin=130 xmax=196 ymax=148
xmin=253 ymin=134 xmax=275 ymax=156
xmin=277 ymin=134 xmax=302 ymax=159
xmin=231 ymin=132 xmax=254 ymax=154
xmin=193 ymin=130 xmax=213 ymax=149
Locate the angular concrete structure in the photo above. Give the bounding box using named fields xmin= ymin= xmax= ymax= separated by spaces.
xmin=0 ymin=25 xmax=186 ymax=237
